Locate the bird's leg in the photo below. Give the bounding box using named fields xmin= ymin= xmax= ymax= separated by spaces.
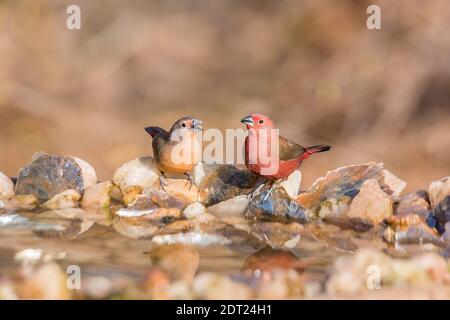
xmin=184 ymin=173 xmax=195 ymax=190
xmin=262 ymin=179 xmax=283 ymax=202
xmin=159 ymin=173 xmax=168 ymax=192
xmin=249 ymin=179 xmax=269 ymax=201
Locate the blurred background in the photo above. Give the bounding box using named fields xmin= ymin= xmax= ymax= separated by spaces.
xmin=0 ymin=0 xmax=449 ymax=191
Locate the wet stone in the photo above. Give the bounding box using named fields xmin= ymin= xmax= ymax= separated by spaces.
xmin=149 ymin=244 xmax=199 ymax=282
xmin=112 ymin=217 xmax=159 ymax=239
xmin=16 ymin=263 xmax=71 ymax=300
xmin=296 ymin=162 xmax=386 ymax=217
xmin=0 ymin=172 xmax=14 ymax=200
xmin=242 ymin=247 xmax=305 ymax=273
xmin=248 ymin=221 xmax=303 ymax=249
xmin=15 ymin=152 xmax=97 ymax=203
xmin=347 ymin=179 xmax=392 ymax=225
xmin=198 ymin=164 xmax=258 ymax=207
xmin=81 ymin=181 xmax=113 ymax=212
xmin=40 ymin=189 xmax=81 ymax=210
xmin=113 ymin=157 xmax=160 ymax=193
xmin=395 ymin=190 xmax=430 ymax=221
xmin=380 ymin=169 xmax=406 ymax=197
xmin=247 ymin=186 xmax=312 ymax=224
xmin=433 ymin=195 xmax=450 ymax=234
xmin=159 ymin=179 xmax=199 ymax=205
xmin=207 ymin=195 xmax=249 ymax=219
xmin=151 ymin=232 xmax=231 ymax=246
xmin=183 ymin=202 xmax=206 ymax=219
xmin=390 ymin=224 xmax=445 ymax=248
xmin=428 ymin=176 xmax=450 ymax=207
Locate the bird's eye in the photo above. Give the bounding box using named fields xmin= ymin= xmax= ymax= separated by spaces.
xmin=181 ymin=122 xmax=186 ymax=128
xmin=258 ymin=119 xmax=264 ymax=124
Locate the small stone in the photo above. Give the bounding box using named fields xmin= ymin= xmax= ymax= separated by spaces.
xmin=110 ymin=184 xmax=123 ymax=202
xmin=40 ymin=189 xmax=81 ymax=210
xmin=326 ymin=249 xmax=450 ymax=296
xmin=16 ymin=263 xmax=71 ymax=299
xmin=317 ymin=196 xmax=351 ymax=219
xmin=116 ymin=207 xmax=181 ymax=225
xmin=192 ymin=272 xmax=253 ymax=299
xmin=249 ymin=221 xmax=304 ymax=249
xmin=113 ymin=157 xmax=160 ymax=192
xmin=198 ymin=164 xmax=258 ymax=207
xmin=347 ymin=179 xmax=392 ymax=224
xmin=242 ymin=247 xmax=305 ymax=273
xmin=9 ymin=194 xmax=39 ymax=210
xmin=152 ymin=232 xmax=231 ymax=246
xmin=183 ymin=202 xmax=206 ymax=219
xmin=160 ymin=179 xmax=199 ymax=204
xmin=81 ymin=181 xmax=113 ymax=211
xmin=296 ymin=162 xmax=385 ymax=216
xmin=396 ymin=191 xmax=430 ymax=220
xmin=207 ymin=195 xmax=250 ymax=218
xmin=112 ymin=217 xmax=159 ymax=239
xmin=15 ymin=152 xmax=97 ymax=203
xmin=0 ymin=172 xmax=14 ymax=199
xmin=255 ymin=269 xmax=304 ymax=299
xmin=433 ymin=195 xmax=450 ymax=234
xmin=149 ymin=244 xmax=199 ymax=282
xmin=395 ymin=224 xmax=445 ymax=247
xmin=72 ymin=157 xmax=98 ymax=190
xmin=122 ymin=185 xmax=144 ymax=206
xmin=139 ymin=189 xmax=190 ymax=210
xmin=380 ymin=169 xmax=406 ymax=196
xmin=247 ymin=186 xmax=312 ymax=224
xmin=429 ymin=176 xmax=450 ymax=207
xmin=279 ymin=170 xmax=302 ymax=198
xmin=442 ymin=222 xmax=450 ymax=244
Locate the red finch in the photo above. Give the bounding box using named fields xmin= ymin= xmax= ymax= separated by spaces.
xmin=241 ymin=113 xmax=330 ymax=198
xmin=145 ymin=117 xmax=203 ymax=188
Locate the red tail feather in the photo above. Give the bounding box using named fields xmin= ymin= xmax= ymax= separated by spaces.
xmin=300 ymin=144 xmax=331 ymax=160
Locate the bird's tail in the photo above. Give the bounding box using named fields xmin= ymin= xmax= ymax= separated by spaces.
xmin=302 ymin=144 xmax=331 ymax=159
xmin=145 ymin=126 xmax=167 ymax=138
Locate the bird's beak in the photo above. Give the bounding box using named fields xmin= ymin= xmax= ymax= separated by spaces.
xmin=192 ymin=119 xmax=203 ymax=132
xmin=240 ymin=116 xmax=254 ymax=127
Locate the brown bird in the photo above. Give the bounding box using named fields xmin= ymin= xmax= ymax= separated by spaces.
xmin=241 ymin=113 xmax=331 ymax=198
xmin=145 ymin=117 xmax=203 ymax=188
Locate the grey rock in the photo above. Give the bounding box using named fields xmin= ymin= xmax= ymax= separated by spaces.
xmin=198 ymin=164 xmax=258 ymax=207
xmin=15 ymin=152 xmax=97 ymax=203
xmin=247 ymin=186 xmax=312 ymax=224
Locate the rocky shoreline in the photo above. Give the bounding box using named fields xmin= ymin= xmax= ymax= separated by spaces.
xmin=0 ymin=152 xmax=449 ymax=299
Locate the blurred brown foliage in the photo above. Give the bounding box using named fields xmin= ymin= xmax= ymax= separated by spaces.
xmin=0 ymin=0 xmax=449 ymax=190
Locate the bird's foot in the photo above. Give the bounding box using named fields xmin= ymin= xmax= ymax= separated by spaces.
xmin=262 ymin=179 xmax=283 ymax=202
xmin=185 ymin=173 xmax=195 ymax=191
xmin=249 ymin=179 xmax=270 ymax=202
xmin=159 ymin=175 xmax=169 ymax=192
xmin=262 ymin=185 xmax=276 ymax=202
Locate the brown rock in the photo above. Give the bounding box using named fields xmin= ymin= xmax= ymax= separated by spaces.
xmin=81 ymin=181 xmax=113 ymax=211
xmin=396 ymin=190 xmax=430 ymax=220
xmin=429 ymin=176 xmax=450 ymax=207
xmin=296 ymin=162 xmax=385 ymax=217
xmin=198 ymin=164 xmax=258 ymax=207
xmin=0 ymin=172 xmax=14 ymax=200
xmin=16 ymin=263 xmax=71 ymax=300
xmin=15 ymin=152 xmax=97 ymax=203
xmin=247 ymin=186 xmax=312 ymax=224
xmin=40 ymin=189 xmax=81 ymax=210
xmin=347 ymin=179 xmax=392 ymax=224
xmin=149 ymin=244 xmax=199 ymax=282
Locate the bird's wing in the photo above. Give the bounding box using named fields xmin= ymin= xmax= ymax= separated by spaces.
xmin=152 ymin=131 xmax=170 ymax=159
xmin=278 ymin=135 xmax=306 ymax=161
